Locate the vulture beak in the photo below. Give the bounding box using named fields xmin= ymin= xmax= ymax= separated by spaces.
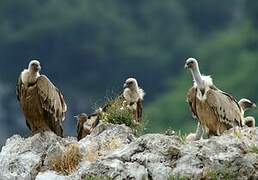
xmin=252 ymin=103 xmax=257 ymax=108
xmin=74 ymin=115 xmax=79 ymax=119
xmin=123 ymin=83 xmax=128 ymax=89
xmin=184 ymin=63 xmax=189 ymax=69
xmin=37 ymin=65 xmax=41 ymax=71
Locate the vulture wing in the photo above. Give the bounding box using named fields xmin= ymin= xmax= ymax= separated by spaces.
xmin=186 ymin=86 xmax=198 ymax=119
xmin=36 ymin=75 xmax=67 ymax=137
xmin=136 ymin=99 xmax=143 ymax=122
xmin=206 ymin=88 xmax=242 ymax=127
xmin=16 ymin=74 xmax=23 ymax=101
xmin=77 ymin=118 xmax=86 ymax=141
xmin=16 ymin=74 xmax=32 ymax=130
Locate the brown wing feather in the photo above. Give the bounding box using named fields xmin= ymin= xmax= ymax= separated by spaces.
xmin=186 ymin=86 xmax=198 ymax=119
xmin=16 ymin=74 xmax=22 ymax=101
xmin=16 ymin=74 xmax=32 ymax=130
xmin=136 ymin=99 xmax=143 ymax=122
xmin=206 ymin=88 xmax=242 ymax=127
xmin=36 ymin=75 xmax=67 ymax=136
xmin=77 ymin=118 xmax=87 ymax=141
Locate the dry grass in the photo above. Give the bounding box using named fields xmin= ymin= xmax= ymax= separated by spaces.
xmin=49 ymin=143 xmax=83 ymax=175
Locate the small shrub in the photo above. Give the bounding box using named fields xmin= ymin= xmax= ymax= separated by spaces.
xmin=101 ymin=96 xmax=134 ymax=126
xmin=49 ymin=143 xmax=83 ymax=175
xmin=248 ymin=144 xmax=258 ymax=154
xmin=100 ymin=95 xmax=146 ymax=136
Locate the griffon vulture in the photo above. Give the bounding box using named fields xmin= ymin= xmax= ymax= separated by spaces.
xmin=239 ymin=98 xmax=256 ymax=127
xmin=122 ymin=78 xmax=145 ymax=122
xmin=16 ymin=60 xmax=67 ymax=137
xmin=75 ymin=113 xmax=99 ymax=141
xmin=100 ymin=78 xmax=145 ymax=122
xmin=185 ymin=58 xmax=243 ymax=140
xmin=187 ymin=98 xmax=256 ymax=142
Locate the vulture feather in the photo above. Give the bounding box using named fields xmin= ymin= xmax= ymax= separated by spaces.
xmin=16 ymin=60 xmax=67 ymax=137
xmin=185 ymin=58 xmax=243 ymax=139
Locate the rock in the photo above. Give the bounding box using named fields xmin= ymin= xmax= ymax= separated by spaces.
xmin=0 ymin=132 xmax=76 ymax=180
xmin=1 ymin=123 xmax=258 ymax=180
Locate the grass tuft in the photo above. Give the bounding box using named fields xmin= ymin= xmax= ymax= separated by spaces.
xmin=203 ymin=167 xmax=235 ymax=180
xmin=49 ymin=143 xmax=83 ymax=175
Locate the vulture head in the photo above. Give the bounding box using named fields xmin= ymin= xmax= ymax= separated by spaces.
xmin=29 ymin=60 xmax=41 ymax=73
xmin=239 ymin=98 xmax=256 ymax=111
xmin=74 ymin=113 xmax=88 ymax=121
xmin=124 ymin=78 xmax=138 ymax=91
xmin=185 ymin=58 xmax=198 ymax=70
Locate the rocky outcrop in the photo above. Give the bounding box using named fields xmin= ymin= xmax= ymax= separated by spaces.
xmin=1 ymin=122 xmax=258 ymax=180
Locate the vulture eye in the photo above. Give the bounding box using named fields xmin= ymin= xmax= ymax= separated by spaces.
xmin=188 ymin=61 xmax=193 ymax=65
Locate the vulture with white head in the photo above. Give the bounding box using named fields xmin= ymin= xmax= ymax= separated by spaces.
xmin=239 ymin=98 xmax=256 ymax=127
xmin=187 ymin=98 xmax=256 ymax=142
xmin=185 ymin=58 xmax=243 ymax=139
xmin=122 ymin=78 xmax=145 ymax=122
xmin=101 ymin=77 xmax=145 ymax=122
xmin=16 ymin=60 xmax=67 ymax=137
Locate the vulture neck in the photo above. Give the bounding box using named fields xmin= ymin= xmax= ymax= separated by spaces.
xmin=25 ymin=69 xmax=40 ymax=85
xmin=191 ymin=67 xmax=205 ymax=90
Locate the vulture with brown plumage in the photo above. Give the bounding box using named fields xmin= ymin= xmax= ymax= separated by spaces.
xmin=122 ymin=78 xmax=145 ymax=122
xmin=16 ymin=60 xmax=67 ymax=137
xmin=75 ymin=113 xmax=99 ymax=141
xmin=100 ymin=77 xmax=145 ymax=122
xmin=185 ymin=58 xmax=243 ymax=140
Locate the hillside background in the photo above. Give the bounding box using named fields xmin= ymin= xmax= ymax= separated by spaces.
xmin=0 ymin=0 xmax=257 ymax=146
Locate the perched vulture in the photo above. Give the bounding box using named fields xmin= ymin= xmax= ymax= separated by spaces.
xmin=101 ymin=77 xmax=145 ymax=123
xmin=185 ymin=58 xmax=243 ymax=140
xmin=187 ymin=98 xmax=256 ymax=142
xmin=239 ymin=98 xmax=256 ymax=127
xmin=16 ymin=60 xmax=67 ymax=137
xmin=122 ymin=78 xmax=145 ymax=122
xmin=75 ymin=113 xmax=99 ymax=141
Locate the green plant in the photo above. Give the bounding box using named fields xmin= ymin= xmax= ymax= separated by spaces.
xmin=203 ymin=167 xmax=236 ymax=180
xmin=248 ymin=144 xmax=258 ymax=154
xmin=177 ymin=130 xmax=188 ymax=144
xmin=100 ymin=95 xmax=147 ymax=136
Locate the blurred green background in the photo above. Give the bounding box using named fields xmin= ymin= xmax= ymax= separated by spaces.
xmin=0 ymin=0 xmax=257 ymax=146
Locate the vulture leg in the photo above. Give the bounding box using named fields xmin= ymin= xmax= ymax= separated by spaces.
xmin=195 ymin=122 xmax=204 ymax=140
